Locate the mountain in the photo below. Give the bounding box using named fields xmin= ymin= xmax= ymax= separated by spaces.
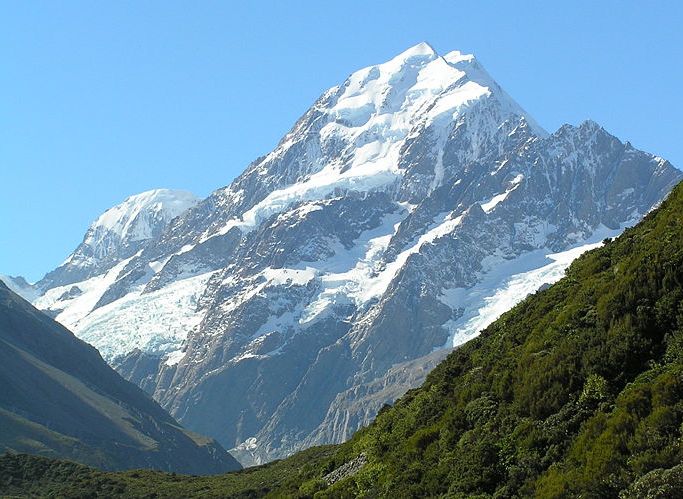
xmin=0 ymin=275 xmax=38 ymax=302
xmin=20 ymin=43 xmax=683 ymax=463
xmin=36 ymin=188 xmax=199 ymax=292
xmin=4 ymin=170 xmax=683 ymax=498
xmin=0 ymin=281 xmax=241 ymax=474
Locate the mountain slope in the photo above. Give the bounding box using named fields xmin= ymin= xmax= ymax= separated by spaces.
xmin=22 ymin=43 xmax=683 ymax=463
xmin=323 ymin=181 xmax=683 ymax=497
xmin=4 ymin=179 xmax=681 ymax=497
xmin=0 ymin=282 xmax=240 ymax=474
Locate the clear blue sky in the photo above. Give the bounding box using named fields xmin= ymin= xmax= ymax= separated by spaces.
xmin=2 ymin=1 xmax=682 ymax=282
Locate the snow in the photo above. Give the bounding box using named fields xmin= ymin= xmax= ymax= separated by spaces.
xmin=440 ymin=225 xmax=622 ymax=348
xmin=164 ymin=349 xmax=186 ymax=366
xmin=72 ymin=271 xmax=216 ymax=361
xmin=34 ymin=256 xmax=137 ymax=326
xmin=481 ymin=174 xmax=524 ymax=213
xmin=206 ymin=266 xmax=319 ymax=338
xmin=56 ymin=190 xmax=196 ymax=266
xmin=91 ymin=189 xmax=197 ymax=243
xmin=300 ymin=208 xmax=465 ymax=324
xmin=426 ymin=81 xmax=490 ymax=122
xmin=235 ymin=437 xmax=259 ymax=451
xmin=206 ymin=42 xmax=542 ymax=238
xmin=299 ymin=210 xmax=406 ymax=324
xmin=262 ymin=267 xmax=317 ymax=287
xmin=32 ymin=252 xmax=214 ymax=361
xmin=59 ymin=189 xmax=199 ymax=268
xmin=443 ymin=50 xmax=475 ymax=65
xmin=148 ymin=256 xmax=172 ymax=273
xmin=293 ymin=202 xmax=324 ymax=218
xmin=399 ymin=41 xmax=437 ymax=58
xmin=357 ymin=211 xmax=465 ymax=300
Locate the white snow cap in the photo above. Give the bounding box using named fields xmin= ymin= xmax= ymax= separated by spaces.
xmin=212 ymin=42 xmax=545 ymax=235
xmin=88 ymin=189 xmax=198 ymax=243
xmin=63 ymin=188 xmax=200 ymax=264
xmin=390 ymin=41 xmax=437 ymax=59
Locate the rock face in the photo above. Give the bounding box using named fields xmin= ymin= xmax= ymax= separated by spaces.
xmin=0 ymin=282 xmax=241 ymax=473
xmin=16 ymin=43 xmax=682 ymax=464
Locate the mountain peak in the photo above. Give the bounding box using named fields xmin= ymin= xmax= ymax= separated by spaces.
xmin=92 ymin=188 xmax=198 ymax=244
xmin=222 ymin=44 xmax=548 ymax=232
xmin=578 ymin=119 xmax=603 ymax=131
xmin=37 ymin=188 xmax=199 ymax=290
xmin=397 ymin=41 xmax=437 ymax=58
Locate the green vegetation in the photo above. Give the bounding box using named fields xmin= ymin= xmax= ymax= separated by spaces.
xmin=0 ymin=446 xmax=340 ymax=498
xmin=2 ymin=181 xmax=683 ymax=497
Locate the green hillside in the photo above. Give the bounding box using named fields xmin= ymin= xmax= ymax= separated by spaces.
xmin=2 ymin=180 xmax=682 ymax=497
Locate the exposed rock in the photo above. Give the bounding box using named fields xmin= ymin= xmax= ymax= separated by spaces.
xmin=322 ymin=453 xmax=368 ymax=486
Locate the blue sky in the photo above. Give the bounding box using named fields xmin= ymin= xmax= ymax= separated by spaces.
xmin=2 ymin=1 xmax=682 ymax=281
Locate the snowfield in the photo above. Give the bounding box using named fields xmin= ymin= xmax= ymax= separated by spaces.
xmin=75 ymin=271 xmax=216 ymax=362
xmin=33 ymin=260 xmax=215 ymax=362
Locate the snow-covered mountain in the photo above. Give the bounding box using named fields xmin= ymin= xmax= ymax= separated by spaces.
xmin=21 ymin=43 xmax=682 ymax=464
xmin=37 ymin=189 xmax=199 ymax=292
